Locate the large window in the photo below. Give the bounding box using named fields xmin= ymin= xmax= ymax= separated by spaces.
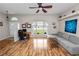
xmin=32 ymin=21 xmax=48 ymax=34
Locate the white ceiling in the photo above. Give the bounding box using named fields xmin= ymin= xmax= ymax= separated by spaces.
xmin=0 ymin=3 xmax=78 ymax=15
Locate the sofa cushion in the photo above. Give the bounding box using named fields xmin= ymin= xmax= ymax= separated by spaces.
xmin=68 ymin=35 xmax=79 ymax=44
xmin=58 ymin=32 xmax=69 ymax=40
xmin=57 ymin=32 xmax=61 ymax=36
xmin=58 ymin=32 xmax=63 ymax=37
xmin=56 ymin=36 xmax=75 ymax=46
xmin=62 ymin=33 xmax=69 ymax=40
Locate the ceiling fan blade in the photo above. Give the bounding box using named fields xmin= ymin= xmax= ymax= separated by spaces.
xmin=29 ymin=7 xmax=38 ymax=9
xmin=42 ymin=5 xmax=52 ymax=8
xmin=36 ymin=10 xmax=39 ymax=13
xmin=42 ymin=8 xmax=47 ymax=13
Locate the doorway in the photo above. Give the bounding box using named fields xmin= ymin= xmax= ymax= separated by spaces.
xmin=9 ymin=22 xmax=19 ymax=41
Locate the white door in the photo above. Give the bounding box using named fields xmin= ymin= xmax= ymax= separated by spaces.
xmin=9 ymin=22 xmax=19 ymax=41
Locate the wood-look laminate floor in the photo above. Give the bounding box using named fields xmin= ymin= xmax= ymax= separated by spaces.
xmin=0 ymin=37 xmax=71 ymax=56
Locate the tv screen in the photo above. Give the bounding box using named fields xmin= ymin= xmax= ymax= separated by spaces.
xmin=65 ymin=19 xmax=77 ymax=34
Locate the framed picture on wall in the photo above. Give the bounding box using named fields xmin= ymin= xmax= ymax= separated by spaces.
xmin=0 ymin=22 xmax=3 ymax=26
xmin=27 ymin=24 xmax=31 ymax=28
xmin=22 ymin=24 xmax=26 ymax=28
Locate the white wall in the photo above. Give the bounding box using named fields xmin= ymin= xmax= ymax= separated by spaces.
xmin=9 ymin=14 xmax=59 ymax=35
xmin=59 ymin=4 xmax=79 ymax=37
xmin=60 ymin=4 xmax=79 ymax=16
xmin=0 ymin=13 xmax=10 ymax=40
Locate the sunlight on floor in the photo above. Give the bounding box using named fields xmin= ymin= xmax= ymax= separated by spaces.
xmin=33 ymin=38 xmax=48 ymax=49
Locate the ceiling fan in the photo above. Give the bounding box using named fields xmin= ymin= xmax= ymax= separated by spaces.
xmin=29 ymin=3 xmax=52 ymax=13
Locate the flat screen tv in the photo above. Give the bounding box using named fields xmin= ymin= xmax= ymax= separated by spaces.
xmin=65 ymin=19 xmax=77 ymax=34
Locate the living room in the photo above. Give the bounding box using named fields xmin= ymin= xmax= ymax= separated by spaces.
xmin=0 ymin=3 xmax=79 ymax=56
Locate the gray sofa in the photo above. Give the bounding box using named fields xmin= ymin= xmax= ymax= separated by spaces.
xmin=51 ymin=32 xmax=79 ymax=55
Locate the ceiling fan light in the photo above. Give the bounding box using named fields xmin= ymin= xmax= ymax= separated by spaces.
xmin=11 ymin=17 xmax=18 ymax=21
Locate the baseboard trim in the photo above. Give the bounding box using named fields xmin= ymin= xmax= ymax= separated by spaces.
xmin=0 ymin=36 xmax=11 ymax=41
